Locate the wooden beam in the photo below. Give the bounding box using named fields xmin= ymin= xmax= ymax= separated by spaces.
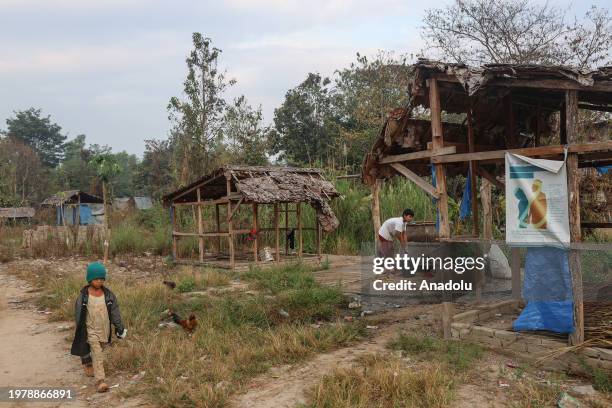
xmin=172 ymin=194 xmax=241 ymax=206
xmin=274 ymin=203 xmax=280 ymax=263
xmin=441 ymin=302 xmax=454 ymax=340
xmin=170 ymin=205 xmax=177 ymax=260
xmin=435 ymin=74 xmax=612 ymax=93
xmin=581 ymin=222 xmax=612 ymax=228
xmin=431 ymin=142 xmax=612 ymax=164
xmin=566 ymin=90 xmax=584 ymax=346
xmin=467 ymin=108 xmax=479 ymax=237
xmin=226 ymin=178 xmax=235 ymax=270
xmin=429 ymin=77 xmax=451 ymax=239
xmin=228 ymin=196 xmax=245 ymax=221
xmin=297 ymin=203 xmax=303 ymax=257
xmin=316 ymin=218 xmax=321 ymax=259
xmin=390 ymin=163 xmax=440 ymax=199
xmin=371 ymin=179 xmax=382 ymax=244
xmin=252 ymin=203 xmax=258 ymax=263
xmin=379 ymin=146 xmax=456 ymax=164
xmin=480 ymin=179 xmax=492 ymax=240
xmin=476 ymin=166 xmax=505 ymax=190
xmin=285 ymin=203 xmax=289 ymax=255
xmin=197 ymin=188 xmax=204 ymax=263
xmin=215 ymin=203 xmax=221 ymax=253
xmin=426 ymin=141 xmax=499 ymax=153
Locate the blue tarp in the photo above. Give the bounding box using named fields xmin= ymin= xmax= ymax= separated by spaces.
xmin=513 ymin=247 xmax=574 ymax=334
xmin=459 ymin=168 xmax=472 ymax=220
xmin=596 ymin=165 xmax=611 ymax=175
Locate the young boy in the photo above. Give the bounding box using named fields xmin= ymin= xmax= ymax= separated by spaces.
xmin=71 ymin=262 xmax=127 ymax=393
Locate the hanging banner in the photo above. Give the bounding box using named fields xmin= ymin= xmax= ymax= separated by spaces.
xmin=505 ymin=152 xmax=570 ymax=246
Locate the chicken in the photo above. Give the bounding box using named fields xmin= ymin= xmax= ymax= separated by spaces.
xmin=167 ymin=310 xmax=198 ymax=333
xmin=162 ymin=280 xmax=176 ymax=290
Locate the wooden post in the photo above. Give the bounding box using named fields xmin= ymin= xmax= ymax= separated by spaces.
xmin=480 ymin=179 xmax=492 ymax=240
xmin=504 ymin=93 xmax=516 ymax=148
xmin=429 ymin=78 xmax=450 ymax=239
xmin=215 ymin=203 xmax=221 ymax=253
xmin=511 ymin=248 xmax=521 ymax=300
xmin=285 ymin=202 xmax=289 ymax=255
xmin=197 ymin=188 xmax=204 ymax=263
xmin=274 ymin=203 xmax=280 ymax=263
xmin=252 ymin=203 xmax=259 ymax=263
xmin=565 ymin=89 xmax=583 ymax=345
xmin=226 ymin=178 xmax=235 ymax=270
xmin=371 ymin=179 xmax=382 ymax=245
xmin=560 ymin=101 xmax=567 ymax=145
xmin=170 ymin=205 xmax=177 ymax=261
xmin=441 ymin=302 xmax=454 ymax=339
xmin=315 ymin=217 xmax=321 ymax=259
xmin=297 ymin=203 xmax=303 ymax=257
xmin=467 ymin=107 xmax=479 ymax=237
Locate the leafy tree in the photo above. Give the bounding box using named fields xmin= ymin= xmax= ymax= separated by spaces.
xmin=220 ymin=96 xmax=269 ymax=166
xmin=137 ymin=139 xmax=175 ymax=199
xmin=168 ymin=33 xmax=235 ymax=185
xmin=0 ymin=137 xmax=46 ymax=205
xmin=271 ymin=73 xmax=338 ymax=165
xmin=333 ymin=51 xmax=412 ymax=170
xmin=4 ymin=108 xmax=67 ymax=167
xmin=422 ymin=0 xmax=611 ymax=68
xmin=111 ymin=151 xmax=139 ymax=197
xmin=90 ymin=153 xmax=121 ymax=262
xmin=54 ymin=135 xmax=96 ymax=191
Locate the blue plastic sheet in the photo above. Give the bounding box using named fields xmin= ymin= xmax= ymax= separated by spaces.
xmin=596 ymin=165 xmax=610 ymax=175
xmin=459 ymin=168 xmax=472 ymax=220
xmin=512 ymin=247 xmax=574 ymax=334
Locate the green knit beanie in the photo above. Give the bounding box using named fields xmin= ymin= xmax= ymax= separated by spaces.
xmin=86 ymin=262 xmax=107 ymax=282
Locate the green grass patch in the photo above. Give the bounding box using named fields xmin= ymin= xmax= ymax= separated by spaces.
xmin=388 ymin=333 xmax=484 ymax=372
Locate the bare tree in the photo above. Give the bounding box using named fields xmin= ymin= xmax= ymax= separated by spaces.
xmin=421 ymin=0 xmax=611 ymax=69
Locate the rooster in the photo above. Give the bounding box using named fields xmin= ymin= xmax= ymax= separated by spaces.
xmin=167 ymin=310 xmax=198 ymax=333
xmin=162 ymin=280 xmax=176 ymax=290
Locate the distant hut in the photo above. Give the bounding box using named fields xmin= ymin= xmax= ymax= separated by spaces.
xmin=41 ymin=190 xmax=104 ymax=226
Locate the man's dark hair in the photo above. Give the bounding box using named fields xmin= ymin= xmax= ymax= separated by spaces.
xmin=403 ymin=208 xmax=414 ymax=217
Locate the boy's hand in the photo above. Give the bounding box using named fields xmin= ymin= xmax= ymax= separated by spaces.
xmin=117 ymin=328 xmax=127 ymax=339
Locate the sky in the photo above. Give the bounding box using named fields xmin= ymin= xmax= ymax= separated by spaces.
xmin=0 ymin=0 xmax=604 ymax=156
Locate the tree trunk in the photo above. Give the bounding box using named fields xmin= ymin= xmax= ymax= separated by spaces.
xmin=103 ymin=181 xmax=110 ymax=264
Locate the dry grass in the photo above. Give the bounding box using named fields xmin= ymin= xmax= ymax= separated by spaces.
xmin=304 ymin=354 xmax=455 ymax=408
xmin=10 ymin=260 xmax=364 ymax=407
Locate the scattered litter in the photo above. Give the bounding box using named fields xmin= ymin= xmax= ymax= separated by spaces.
xmin=506 ymin=361 xmax=519 ymax=368
xmin=310 ymin=323 xmax=321 ymax=329
xmin=131 ymin=371 xmax=146 ymax=381
xmin=156 ymin=376 xmax=165 ymax=384
xmin=81 ymin=385 xmax=88 ymax=389
xmin=343 ymin=316 xmax=354 ymax=322
xmin=498 ymin=381 xmax=510 ymax=388
xmin=495 ymin=313 xmax=502 ymax=317
xmin=278 ymin=309 xmax=290 ymax=318
xmin=360 ymin=310 xmax=373 ymax=317
xmin=158 ymin=322 xmax=179 ymax=329
xmin=348 ymin=301 xmax=361 ymax=309
xmin=179 ymin=375 xmax=189 ymax=381
xmin=366 ymin=325 xmax=378 ymax=330
xmin=557 ymin=392 xmax=581 ymax=408
xmin=109 ymin=384 xmax=119 ymax=389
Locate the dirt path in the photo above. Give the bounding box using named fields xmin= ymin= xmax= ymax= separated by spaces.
xmin=231 ymin=306 xmax=435 ymax=408
xmin=0 ymin=265 xmax=146 ymax=408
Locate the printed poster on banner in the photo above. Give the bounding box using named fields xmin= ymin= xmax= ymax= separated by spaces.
xmin=505 ymin=152 xmax=570 ymax=246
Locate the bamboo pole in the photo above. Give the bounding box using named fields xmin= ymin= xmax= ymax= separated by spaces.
xmin=371 ymin=179 xmax=382 ymax=245
xmin=316 ymin=217 xmax=321 ymax=259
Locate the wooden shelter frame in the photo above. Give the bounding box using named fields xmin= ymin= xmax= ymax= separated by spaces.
xmin=363 ymin=60 xmax=612 ymax=346
xmin=164 ymin=166 xmax=336 ymax=270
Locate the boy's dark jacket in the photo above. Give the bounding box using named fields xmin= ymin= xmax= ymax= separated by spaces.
xmin=70 ymin=285 xmax=125 ymax=357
